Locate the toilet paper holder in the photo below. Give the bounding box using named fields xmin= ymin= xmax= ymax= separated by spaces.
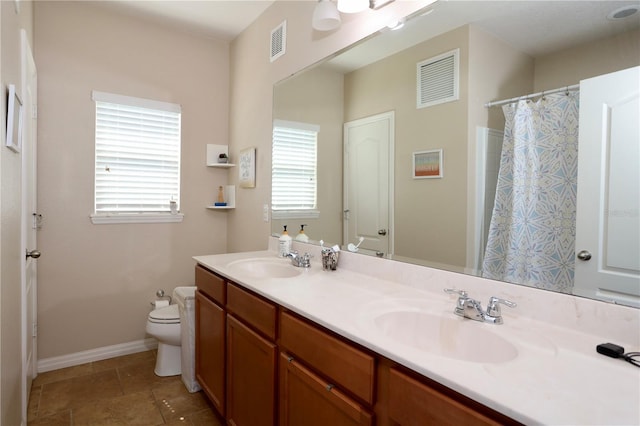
xmin=150 ymin=289 xmax=172 ymax=307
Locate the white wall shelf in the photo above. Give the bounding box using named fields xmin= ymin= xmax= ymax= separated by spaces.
xmin=206 ymin=205 xmax=235 ymax=210
xmin=206 ymin=144 xmax=235 ymax=167
xmin=206 ymin=184 xmax=235 ymax=210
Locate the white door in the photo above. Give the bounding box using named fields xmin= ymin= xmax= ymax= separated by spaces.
xmin=343 ymin=112 xmax=394 ymax=255
xmin=574 ymin=66 xmax=640 ymax=307
xmin=21 ymin=30 xmax=39 ymax=421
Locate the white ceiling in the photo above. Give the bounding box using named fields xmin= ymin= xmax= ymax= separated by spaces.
xmin=98 ymin=0 xmax=276 ymax=40
xmin=98 ymin=0 xmax=640 ymax=61
xmin=327 ymin=0 xmax=640 ymax=72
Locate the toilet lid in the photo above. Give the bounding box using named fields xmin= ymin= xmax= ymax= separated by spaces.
xmin=149 ymin=304 xmax=179 ymax=321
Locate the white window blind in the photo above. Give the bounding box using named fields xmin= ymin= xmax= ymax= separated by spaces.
xmin=93 ymin=91 xmax=181 ymax=215
xmin=272 ymin=120 xmax=319 ymax=214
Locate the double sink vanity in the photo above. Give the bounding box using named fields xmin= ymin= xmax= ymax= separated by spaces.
xmin=193 ymin=238 xmax=639 ymax=425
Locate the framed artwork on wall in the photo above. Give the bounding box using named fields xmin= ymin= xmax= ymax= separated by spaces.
xmin=239 ymin=147 xmax=256 ymax=188
xmin=412 ymin=149 xmax=443 ymax=179
xmin=6 ymin=84 xmax=23 ymax=153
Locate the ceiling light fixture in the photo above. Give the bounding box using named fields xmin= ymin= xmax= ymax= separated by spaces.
xmin=312 ymin=0 xmax=341 ymax=31
xmin=337 ymin=0 xmax=369 ymax=14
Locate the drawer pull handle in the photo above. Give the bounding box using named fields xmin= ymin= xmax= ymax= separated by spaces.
xmin=326 ymin=384 xmax=334 ymax=391
xmin=287 ymin=356 xmax=294 ymax=363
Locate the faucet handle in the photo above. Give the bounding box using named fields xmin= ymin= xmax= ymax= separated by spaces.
xmin=301 ymin=252 xmax=313 ymax=265
xmin=444 ymin=288 xmax=468 ymax=298
xmin=486 ymin=296 xmax=517 ymax=318
xmin=444 ymin=289 xmax=469 ymax=316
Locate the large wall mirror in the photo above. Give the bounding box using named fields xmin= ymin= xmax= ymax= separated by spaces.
xmin=272 ymin=1 xmax=640 ymax=307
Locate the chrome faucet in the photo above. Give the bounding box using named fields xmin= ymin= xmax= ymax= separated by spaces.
xmin=444 ymin=289 xmax=516 ymax=325
xmin=286 ymin=251 xmax=312 ymax=268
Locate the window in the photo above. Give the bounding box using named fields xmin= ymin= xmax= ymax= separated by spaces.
xmin=91 ymin=91 xmax=182 ymax=224
xmin=272 ymin=120 xmax=319 ymax=219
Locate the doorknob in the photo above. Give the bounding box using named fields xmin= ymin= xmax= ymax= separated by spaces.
xmin=577 ymin=250 xmax=592 ymax=261
xmin=26 ymin=249 xmax=41 ymax=259
xmin=378 ymin=229 xmax=387 ymax=236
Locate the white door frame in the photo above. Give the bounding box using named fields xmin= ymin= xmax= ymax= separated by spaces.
xmin=21 ymin=29 xmax=38 ymax=423
xmin=467 ymin=127 xmax=503 ymax=275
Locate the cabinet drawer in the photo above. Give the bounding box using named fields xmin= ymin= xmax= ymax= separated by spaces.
xmin=280 ymin=311 xmax=374 ymax=405
xmin=195 ymin=265 xmax=225 ymax=305
xmin=227 ymin=283 xmax=277 ymax=340
xmin=389 ymin=368 xmax=502 ymax=426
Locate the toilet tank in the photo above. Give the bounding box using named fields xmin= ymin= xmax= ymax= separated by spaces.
xmin=172 ymin=285 xmax=201 ymax=393
xmin=173 ymin=286 xmax=197 ymax=308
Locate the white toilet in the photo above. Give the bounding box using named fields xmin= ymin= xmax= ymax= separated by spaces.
xmin=146 ymin=303 xmax=182 ymax=376
xmin=146 ymin=286 xmax=200 ymax=391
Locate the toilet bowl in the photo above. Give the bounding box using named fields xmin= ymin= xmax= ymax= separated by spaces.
xmin=146 ymin=286 xmax=200 ymax=389
xmin=146 ymin=303 xmax=181 ymax=376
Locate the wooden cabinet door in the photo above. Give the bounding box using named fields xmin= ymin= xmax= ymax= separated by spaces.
xmin=388 ymin=368 xmax=502 ymax=426
xmin=195 ymin=291 xmax=226 ymax=416
xmin=227 ymin=314 xmax=277 ymax=426
xmin=280 ymin=353 xmax=373 ymax=426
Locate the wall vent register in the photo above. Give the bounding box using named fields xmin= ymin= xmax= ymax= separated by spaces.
xmin=417 ymin=48 xmax=460 ymax=109
xmin=270 ymin=20 xmax=287 ymax=62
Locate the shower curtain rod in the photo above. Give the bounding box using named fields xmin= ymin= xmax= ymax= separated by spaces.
xmin=484 ymin=84 xmax=579 ymax=108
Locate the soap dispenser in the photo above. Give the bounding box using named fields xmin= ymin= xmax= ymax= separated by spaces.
xmin=295 ymin=224 xmax=309 ymax=243
xmin=278 ymin=225 xmax=292 ymax=257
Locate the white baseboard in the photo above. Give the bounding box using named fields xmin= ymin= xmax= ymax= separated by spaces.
xmin=37 ymin=338 xmax=158 ymax=373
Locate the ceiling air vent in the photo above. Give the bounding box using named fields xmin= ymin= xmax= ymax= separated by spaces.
xmin=417 ymin=48 xmax=459 ymax=109
xmin=270 ymin=20 xmax=287 ymax=63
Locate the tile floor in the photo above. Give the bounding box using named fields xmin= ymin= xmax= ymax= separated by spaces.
xmin=27 ymin=350 xmax=223 ymax=425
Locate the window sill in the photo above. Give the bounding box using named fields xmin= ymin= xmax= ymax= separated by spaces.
xmin=90 ymin=213 xmax=184 ymax=224
xmin=271 ymin=210 xmax=320 ymax=220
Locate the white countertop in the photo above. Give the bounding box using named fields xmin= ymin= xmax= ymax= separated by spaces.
xmin=194 ymin=240 xmax=640 ymax=425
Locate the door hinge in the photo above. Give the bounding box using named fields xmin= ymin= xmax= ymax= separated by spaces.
xmin=32 ymin=104 xmax=38 ymax=119
xmin=32 ymin=323 xmax=38 ymax=338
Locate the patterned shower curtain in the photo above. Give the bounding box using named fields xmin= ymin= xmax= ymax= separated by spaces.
xmin=482 ymin=91 xmax=580 ymax=293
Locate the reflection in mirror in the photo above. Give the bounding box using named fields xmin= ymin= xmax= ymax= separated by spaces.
xmin=272 ymin=1 xmax=640 ymax=306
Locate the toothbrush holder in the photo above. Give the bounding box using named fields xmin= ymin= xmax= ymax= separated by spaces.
xmin=321 ymin=248 xmax=339 ymax=271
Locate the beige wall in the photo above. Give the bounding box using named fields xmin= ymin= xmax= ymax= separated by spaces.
xmin=227 ymin=1 xmax=433 ymax=253
xmin=273 ymin=66 xmax=344 ymax=245
xmin=34 ymin=1 xmax=230 ymax=359
xmin=1 ymin=0 xmax=34 ymax=423
xmin=467 ymin=24 xmax=534 ymax=134
xmin=345 ymin=26 xmax=470 ymax=265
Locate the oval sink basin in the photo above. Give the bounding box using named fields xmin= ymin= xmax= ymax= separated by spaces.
xmin=374 ymin=310 xmax=518 ymax=364
xmin=226 ymin=258 xmax=303 ymax=279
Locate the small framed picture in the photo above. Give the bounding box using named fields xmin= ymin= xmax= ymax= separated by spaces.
xmin=6 ymin=84 xmax=23 ymax=153
xmin=239 ymin=147 xmax=256 ymax=188
xmin=412 ymin=149 xmax=443 ymax=179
